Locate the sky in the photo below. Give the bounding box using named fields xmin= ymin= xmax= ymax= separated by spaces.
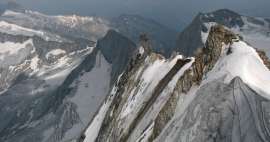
xmin=10 ymin=0 xmax=270 ymax=31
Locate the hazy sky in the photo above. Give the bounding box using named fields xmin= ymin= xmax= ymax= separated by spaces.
xmin=13 ymin=0 xmax=270 ymax=30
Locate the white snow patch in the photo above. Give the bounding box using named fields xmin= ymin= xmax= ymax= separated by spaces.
xmin=45 ymin=49 xmax=66 ymax=59
xmin=0 ymin=20 xmax=64 ymax=42
xmin=139 ymin=46 xmax=145 ymax=55
xmin=230 ymin=16 xmax=270 ymax=57
xmin=201 ymin=22 xmax=217 ymax=43
xmin=0 ymin=39 xmax=33 ymax=67
xmin=70 ymin=52 xmax=111 ymax=124
xmin=30 ymin=56 xmax=40 ymax=73
xmin=84 ymin=79 xmax=120 ymax=142
xmin=120 ymin=55 xmax=183 ymax=120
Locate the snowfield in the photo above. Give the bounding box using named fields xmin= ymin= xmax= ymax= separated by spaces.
xmin=1 ymin=10 xmax=110 ymax=41
xmin=45 ymin=49 xmax=66 ymax=59
xmin=0 ymin=20 xmax=65 ymax=42
xmin=0 ymin=39 xmax=33 ymax=67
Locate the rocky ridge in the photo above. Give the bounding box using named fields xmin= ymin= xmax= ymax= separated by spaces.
xmin=83 ymin=25 xmax=242 ymax=142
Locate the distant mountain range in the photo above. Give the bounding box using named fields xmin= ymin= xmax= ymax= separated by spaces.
xmin=0 ymin=2 xmax=270 ymax=142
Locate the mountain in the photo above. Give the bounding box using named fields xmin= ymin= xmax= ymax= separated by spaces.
xmin=0 ymin=5 xmax=139 ymax=142
xmin=0 ymin=18 xmax=136 ymax=141
xmin=0 ymin=8 xmax=177 ymax=56
xmin=111 ymin=14 xmax=178 ymax=57
xmin=0 ymin=10 xmax=110 ymax=42
xmin=82 ymin=24 xmax=270 ymax=142
xmin=1 ymin=5 xmax=270 ymax=142
xmin=176 ymin=9 xmax=270 ymax=57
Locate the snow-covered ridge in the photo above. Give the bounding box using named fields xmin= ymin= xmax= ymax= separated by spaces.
xmin=83 ymin=52 xmax=195 ymax=142
xmin=204 ymin=40 xmax=270 ymax=99
xmin=0 ymin=20 xmax=65 ymax=42
xmin=1 ymin=10 xmax=110 ymax=41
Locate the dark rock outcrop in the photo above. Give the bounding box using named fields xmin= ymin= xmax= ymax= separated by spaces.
xmin=175 ymin=14 xmax=204 ymax=56
xmin=111 ymin=14 xmax=178 ymax=57
xmin=97 ymin=30 xmax=137 ymax=83
xmin=256 ymin=49 xmax=270 ymax=69
xmin=175 ymin=9 xmax=243 ymax=56
xmin=150 ymin=25 xmax=237 ymax=140
xmin=202 ymin=9 xmax=244 ymax=28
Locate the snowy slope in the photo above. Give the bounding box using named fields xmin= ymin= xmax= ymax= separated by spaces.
xmin=0 ymin=13 xmax=99 ymax=142
xmin=204 ymin=41 xmax=270 ymax=99
xmin=84 ymin=23 xmax=270 ymax=142
xmin=1 ymin=10 xmax=110 ymax=41
xmin=0 ymin=9 xmax=177 ymax=57
xmin=0 ymin=20 xmax=65 ymax=42
xmin=85 ymin=51 xmax=194 ymax=142
xmin=156 ymin=28 xmax=270 ymax=142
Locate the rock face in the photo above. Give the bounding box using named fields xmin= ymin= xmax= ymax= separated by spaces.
xmin=96 ymin=30 xmax=137 ymax=83
xmin=82 ymin=23 xmax=270 ymax=142
xmin=201 ymin=9 xmax=244 ymax=28
xmin=111 ymin=14 xmax=178 ymax=57
xmin=1 ymin=7 xmax=270 ymax=142
xmin=0 ymin=8 xmax=177 ymax=57
xmin=175 ymin=14 xmax=205 ymax=56
xmin=256 ymin=49 xmax=270 ymax=69
xmin=175 ymin=9 xmax=270 ymax=57
xmin=0 ymin=34 xmax=94 ymax=142
xmin=0 ymin=16 xmax=137 ymax=142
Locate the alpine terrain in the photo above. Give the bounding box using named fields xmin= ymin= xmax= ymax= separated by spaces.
xmin=0 ymin=2 xmax=270 ymax=142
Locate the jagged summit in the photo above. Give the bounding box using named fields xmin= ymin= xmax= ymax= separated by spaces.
xmin=176 ymin=9 xmax=270 ymax=57
xmin=97 ymin=29 xmax=137 ymax=83
xmin=1 ymin=4 xmax=270 ymax=142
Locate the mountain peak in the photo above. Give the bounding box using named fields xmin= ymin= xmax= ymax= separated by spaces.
xmin=201 ymin=9 xmax=244 ymax=28
xmin=97 ymin=30 xmax=137 ymax=83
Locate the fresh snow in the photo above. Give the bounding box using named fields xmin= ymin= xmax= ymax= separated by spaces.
xmin=204 ymin=41 xmax=270 ymax=99
xmin=201 ymin=22 xmax=217 ymax=43
xmin=70 ymin=52 xmax=111 ymax=124
xmin=1 ymin=10 xmax=110 ymax=41
xmin=120 ymin=55 xmax=183 ymax=120
xmin=30 ymin=56 xmax=40 ymax=73
xmin=0 ymin=39 xmax=33 ymax=67
xmin=0 ymin=21 xmax=44 ymax=36
xmin=0 ymin=20 xmax=64 ymax=42
xmin=232 ymin=16 xmax=270 ymax=57
xmin=84 ymin=78 xmax=120 ymax=142
xmin=45 ymin=49 xmax=66 ymax=59
xmin=139 ymin=46 xmax=145 ymax=55
xmin=154 ymin=86 xmax=199 ymax=142
xmin=129 ymin=57 xmax=195 ymax=142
